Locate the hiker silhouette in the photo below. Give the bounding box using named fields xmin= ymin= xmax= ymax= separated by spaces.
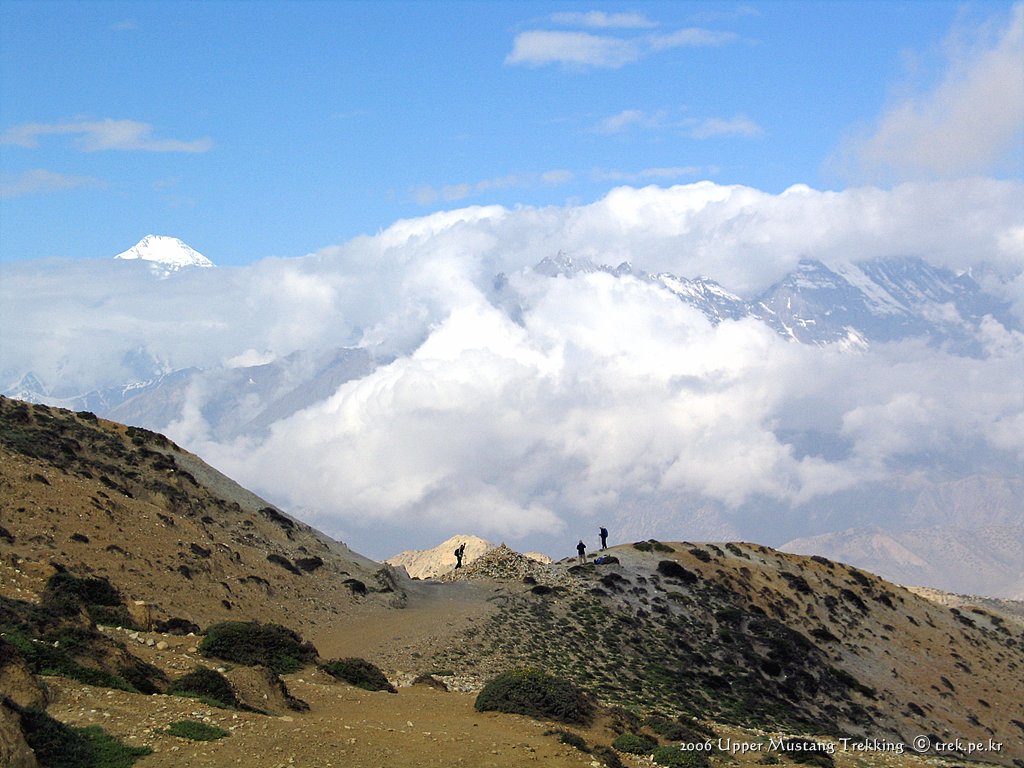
xmin=599 ymin=527 xmax=608 ymax=550
xmin=576 ymin=539 xmax=587 ymax=564
xmin=454 ymin=542 xmax=466 ymax=569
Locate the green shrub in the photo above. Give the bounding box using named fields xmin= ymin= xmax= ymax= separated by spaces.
xmin=165 ymin=720 xmax=230 ymax=741
xmin=45 ymin=572 xmax=122 ymax=607
xmin=475 ymin=668 xmax=595 ymax=726
xmin=17 ymin=707 xmax=151 ymax=768
xmin=19 ymin=636 xmax=137 ymax=692
xmin=651 ymin=745 xmax=709 ymax=767
xmin=612 ymin=733 xmax=657 ymax=754
xmin=546 ymin=729 xmax=589 ymax=751
xmin=17 ymin=707 xmax=93 ymax=768
xmin=321 ymin=657 xmax=396 ymax=693
xmin=167 ymin=667 xmax=238 ymax=708
xmin=592 ymin=744 xmax=627 ymax=768
xmin=199 ymin=621 xmax=317 ymax=674
xmin=86 ymin=605 xmax=139 ymax=630
xmin=688 ymin=548 xmax=712 ymax=562
xmin=656 ymin=560 xmax=698 ymax=584
xmin=80 ymin=726 xmax=153 ymax=768
xmin=645 ymin=715 xmax=717 ymax=743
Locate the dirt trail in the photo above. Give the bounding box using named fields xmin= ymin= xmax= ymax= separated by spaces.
xmin=45 ymin=671 xmax=603 ymax=768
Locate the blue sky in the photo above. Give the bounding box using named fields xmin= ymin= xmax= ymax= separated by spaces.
xmin=1 ymin=0 xmax=1021 ymax=265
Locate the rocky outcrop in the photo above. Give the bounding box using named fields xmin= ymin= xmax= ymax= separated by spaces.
xmin=387 ymin=535 xmax=495 ymax=579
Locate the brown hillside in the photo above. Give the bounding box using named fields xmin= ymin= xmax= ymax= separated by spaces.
xmin=0 ymin=396 xmax=391 ymax=637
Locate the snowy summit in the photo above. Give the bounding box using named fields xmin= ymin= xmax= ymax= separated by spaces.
xmin=114 ymin=235 xmax=214 ymax=274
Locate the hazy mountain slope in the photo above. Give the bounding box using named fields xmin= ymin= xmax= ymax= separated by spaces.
xmin=783 ymin=521 xmax=1024 ymax=600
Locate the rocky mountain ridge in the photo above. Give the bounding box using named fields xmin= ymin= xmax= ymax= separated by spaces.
xmin=533 ymin=251 xmax=1017 ymax=351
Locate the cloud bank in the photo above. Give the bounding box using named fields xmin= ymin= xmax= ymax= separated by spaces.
xmin=1 ymin=180 xmax=1021 ymax=557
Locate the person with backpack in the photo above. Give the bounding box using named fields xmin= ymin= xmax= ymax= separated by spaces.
xmin=576 ymin=539 xmax=587 ymax=564
xmin=454 ymin=542 xmax=466 ymax=569
xmin=599 ymin=526 xmax=609 ymax=550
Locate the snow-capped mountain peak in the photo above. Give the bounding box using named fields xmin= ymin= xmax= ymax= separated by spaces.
xmin=114 ymin=235 xmax=214 ymax=273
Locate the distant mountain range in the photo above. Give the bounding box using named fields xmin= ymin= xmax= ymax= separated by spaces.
xmin=4 ymin=238 xmax=1022 ymax=597
xmin=533 ymin=250 xmax=1018 ymax=352
xmin=11 ymin=245 xmax=1017 ymax=440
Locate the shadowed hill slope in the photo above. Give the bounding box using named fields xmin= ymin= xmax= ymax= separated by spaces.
xmin=0 ymin=396 xmax=394 ymax=637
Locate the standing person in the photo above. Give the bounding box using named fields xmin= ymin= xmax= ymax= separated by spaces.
xmin=576 ymin=539 xmax=587 ymax=564
xmin=599 ymin=526 xmax=609 ymax=550
xmin=454 ymin=542 xmax=466 ymax=569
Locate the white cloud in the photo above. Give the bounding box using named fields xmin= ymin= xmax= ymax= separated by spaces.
xmin=505 ymin=30 xmax=641 ymax=69
xmin=593 ymin=109 xmax=665 ymax=134
xmin=0 ymin=168 xmax=103 ymax=198
xmin=685 ymin=114 xmax=763 ymax=139
xmin=649 ymin=28 xmax=739 ymax=50
xmin=1 ymin=119 xmax=213 ymax=153
xmin=3 ymin=179 xmax=1021 ymax=556
xmin=834 ymin=2 xmax=1024 ymax=182
xmin=549 ymin=11 xmax=657 ymax=29
xmin=593 ymin=109 xmax=762 ymax=139
xmin=413 ymin=169 xmax=575 ymax=205
xmin=506 ymin=22 xmax=739 ymax=69
xmin=592 ymin=166 xmax=706 ymax=182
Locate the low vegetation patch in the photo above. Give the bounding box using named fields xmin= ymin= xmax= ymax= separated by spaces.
xmin=165 ymin=720 xmax=230 ymax=741
xmin=3 ymin=626 xmax=139 ymax=693
xmin=632 ymin=539 xmax=674 ymax=553
xmin=591 ymin=744 xmax=627 ymax=768
xmin=43 ymin=571 xmax=138 ymax=629
xmin=651 ymin=745 xmax=709 ymax=767
xmin=475 ymin=668 xmax=595 ymax=726
xmin=199 ymin=621 xmax=317 ymax=674
xmin=321 ymin=657 xmax=396 ymax=693
xmin=167 ymin=667 xmax=238 ymax=708
xmin=656 ymin=560 xmax=698 ymax=584
xmin=545 ymin=728 xmax=590 ymax=751
xmin=17 ymin=706 xmax=152 ymax=768
xmin=612 ymin=733 xmax=657 ymax=754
